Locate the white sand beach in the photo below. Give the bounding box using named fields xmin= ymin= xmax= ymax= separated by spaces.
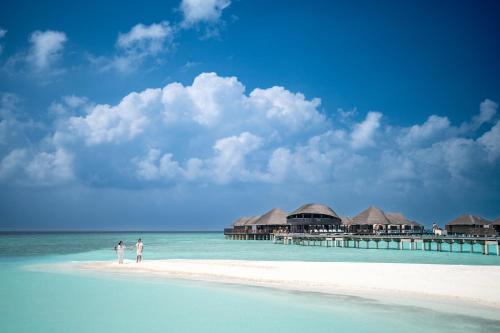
xmin=56 ymin=259 xmax=500 ymax=314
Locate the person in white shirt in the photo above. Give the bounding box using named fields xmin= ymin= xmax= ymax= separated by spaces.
xmin=114 ymin=241 xmax=126 ymax=264
xmin=136 ymin=238 xmax=144 ymax=263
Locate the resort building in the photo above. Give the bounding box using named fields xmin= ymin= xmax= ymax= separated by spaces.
xmin=432 ymin=223 xmax=448 ymax=236
xmin=386 ymin=212 xmax=424 ymax=233
xmin=253 ymin=208 xmax=288 ymax=234
xmin=224 ymin=208 xmax=288 ymax=240
xmin=445 ymin=214 xmax=495 ymax=236
xmin=492 ymin=218 xmax=500 ymax=235
xmin=231 ymin=216 xmax=260 ymax=234
xmin=286 ymin=203 xmax=342 ymax=233
xmin=343 ymin=206 xmax=423 ymax=234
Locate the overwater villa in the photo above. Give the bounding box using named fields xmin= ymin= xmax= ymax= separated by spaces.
xmin=342 ymin=206 xmax=423 ymax=234
xmin=286 ymin=204 xmax=342 ymax=233
xmin=224 ymin=203 xmax=500 ymax=255
xmin=225 ymin=208 xmax=288 ymax=240
xmin=445 ymin=214 xmax=496 ymax=236
xmin=492 ymin=218 xmax=500 ymax=235
xmin=224 ymin=203 xmax=424 ymax=238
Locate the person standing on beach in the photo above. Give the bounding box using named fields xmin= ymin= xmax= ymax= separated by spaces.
xmin=136 ymin=238 xmax=144 ymax=263
xmin=115 ymin=241 xmax=126 ymax=264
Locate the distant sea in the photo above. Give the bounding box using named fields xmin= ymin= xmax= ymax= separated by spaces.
xmin=1 ymin=232 xmax=500 ymax=333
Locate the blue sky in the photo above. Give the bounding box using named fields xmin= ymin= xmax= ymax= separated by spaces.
xmin=0 ymin=0 xmax=499 ymax=230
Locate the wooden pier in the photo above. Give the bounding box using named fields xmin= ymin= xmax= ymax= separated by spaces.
xmin=269 ymin=233 xmax=500 ymax=255
xmin=224 ymin=229 xmax=272 ymax=240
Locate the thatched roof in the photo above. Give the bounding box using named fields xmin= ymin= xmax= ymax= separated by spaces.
xmin=446 ymin=214 xmax=491 ymax=226
xmin=341 ymin=216 xmax=354 ymax=225
xmin=351 ymin=206 xmax=391 ymax=225
xmin=386 ymin=212 xmax=422 ymax=227
xmin=288 ymin=203 xmax=340 ymax=218
xmin=244 ymin=216 xmax=261 ymax=225
xmin=232 ymin=215 xmax=260 ymax=226
xmin=233 ymin=217 xmax=250 ymax=226
xmin=254 ymin=208 xmax=288 ymax=226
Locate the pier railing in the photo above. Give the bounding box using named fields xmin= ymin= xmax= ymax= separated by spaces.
xmin=271 ymin=233 xmax=500 ymax=255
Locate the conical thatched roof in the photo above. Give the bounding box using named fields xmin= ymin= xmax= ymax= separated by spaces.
xmin=341 ymin=216 xmax=354 ymax=225
xmin=233 ymin=217 xmax=251 ymax=226
xmin=244 ymin=215 xmax=261 ymax=225
xmin=447 ymin=214 xmax=491 ymax=226
xmin=288 ymin=203 xmax=340 ymax=218
xmin=232 ymin=216 xmax=260 ymax=226
xmin=386 ymin=212 xmax=422 ymax=227
xmin=254 ymin=208 xmax=288 ymax=226
xmin=351 ymin=206 xmax=391 ymax=225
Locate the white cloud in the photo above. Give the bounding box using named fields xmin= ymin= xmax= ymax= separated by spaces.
xmin=49 ymin=95 xmax=90 ymax=116
xmin=180 ymin=0 xmax=231 ymax=26
xmin=162 ymin=72 xmax=245 ymax=126
xmin=25 ymin=148 xmax=74 ymax=184
xmin=350 ymin=111 xmax=382 ymax=149
xmin=117 ymin=22 xmax=172 ymax=52
xmin=27 ymin=30 xmax=67 ymax=71
xmin=0 ymin=148 xmax=74 ymax=185
xmin=67 ymin=88 xmax=162 ymax=145
xmin=478 ymin=121 xmax=500 ymax=161
xmin=0 ymin=148 xmax=28 ymax=180
xmin=471 ymin=98 xmax=498 ymax=130
xmin=249 ymin=87 xmax=324 ymax=131
xmin=93 ymin=21 xmax=173 ymax=73
xmin=60 ymin=72 xmax=325 ymax=147
xmin=210 ymin=131 xmax=262 ymax=183
xmin=135 ymin=148 xmax=184 ymax=181
xmin=133 ymin=132 xmax=262 ymax=184
xmin=5 ymin=69 xmax=498 ymax=197
xmin=398 ymin=115 xmax=450 ymax=146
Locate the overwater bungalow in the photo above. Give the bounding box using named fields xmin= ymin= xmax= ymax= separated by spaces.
xmin=344 ymin=206 xmax=390 ymax=234
xmin=286 ymin=203 xmax=342 ymax=233
xmin=492 ymin=218 xmax=500 ymax=235
xmin=344 ymin=206 xmax=423 ymax=234
xmin=445 ymin=214 xmax=495 ymax=236
xmin=385 ymin=212 xmax=424 ymax=234
xmin=231 ymin=216 xmax=260 ymax=233
xmin=253 ymin=208 xmax=288 ymax=234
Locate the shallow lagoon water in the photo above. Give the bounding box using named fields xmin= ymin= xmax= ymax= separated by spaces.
xmin=1 ymin=232 xmax=500 ymax=333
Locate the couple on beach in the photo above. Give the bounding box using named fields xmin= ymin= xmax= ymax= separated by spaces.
xmin=114 ymin=238 xmax=144 ymax=264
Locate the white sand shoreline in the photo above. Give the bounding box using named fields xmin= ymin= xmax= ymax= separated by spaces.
xmin=37 ymin=259 xmax=500 ymax=319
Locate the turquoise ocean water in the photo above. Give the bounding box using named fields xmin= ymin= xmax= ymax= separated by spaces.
xmin=1 ymin=232 xmax=500 ymax=333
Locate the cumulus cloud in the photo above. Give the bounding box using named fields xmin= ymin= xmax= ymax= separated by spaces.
xmin=2 ymin=71 xmax=499 ymax=198
xmin=67 ymin=88 xmax=162 ymax=145
xmin=211 ymin=132 xmax=262 ymax=183
xmin=133 ymin=132 xmax=262 ymax=184
xmin=92 ymin=21 xmax=173 ymax=73
xmin=162 ymin=72 xmax=245 ymax=126
xmin=468 ymin=98 xmax=498 ymax=131
xmin=249 ymin=87 xmax=324 ymax=131
xmin=0 ymin=148 xmax=74 ymax=186
xmin=49 ymin=95 xmax=90 ymax=116
xmin=398 ymin=115 xmax=451 ymax=147
xmin=58 ymin=72 xmax=325 ymax=147
xmin=27 ymin=30 xmax=67 ymax=71
xmin=350 ymin=111 xmax=382 ymax=149
xmin=478 ymin=121 xmax=500 ymax=162
xmin=180 ymin=0 xmax=231 ymax=26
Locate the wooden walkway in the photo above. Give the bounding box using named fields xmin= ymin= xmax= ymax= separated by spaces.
xmin=271 ymin=233 xmax=500 ymax=255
